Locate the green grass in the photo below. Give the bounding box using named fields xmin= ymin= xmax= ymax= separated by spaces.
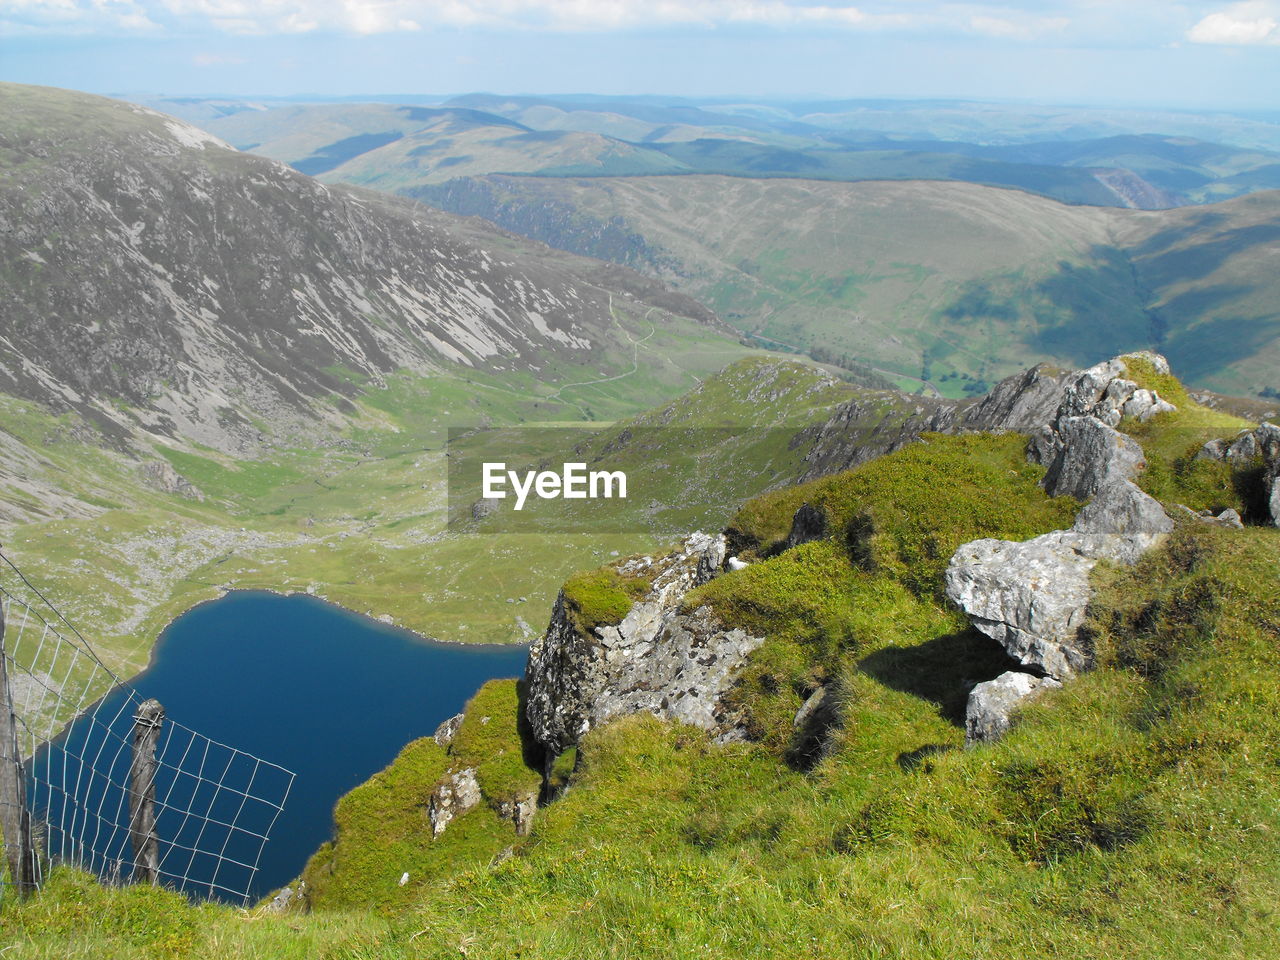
xmin=561 ymin=566 xmax=653 ymax=634
xmin=5 ymin=356 xmax=1280 ymax=958
xmin=450 ymin=679 xmax=542 ymax=807
xmin=1118 ymin=355 xmax=1258 ymax=514
xmin=5 ymin=423 xmax=1280 ymax=958
xmin=727 ymin=432 xmax=1080 ymax=595
xmin=299 ymin=678 xmax=539 ymax=914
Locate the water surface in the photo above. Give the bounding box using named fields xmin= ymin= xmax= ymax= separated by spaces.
xmin=31 ymin=591 xmax=529 ymax=901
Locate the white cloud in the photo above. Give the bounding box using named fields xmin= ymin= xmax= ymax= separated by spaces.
xmin=0 ymin=0 xmax=1203 ymax=43
xmin=967 ymin=12 xmax=1069 ymax=39
xmin=0 ymin=0 xmax=925 ymax=34
xmin=1188 ymin=1 xmax=1280 ymax=45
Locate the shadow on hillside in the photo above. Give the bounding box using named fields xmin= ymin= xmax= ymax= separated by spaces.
xmin=896 ymin=743 xmax=955 ymax=772
xmin=1164 ymin=312 xmax=1277 ymax=385
xmin=858 ymin=627 xmax=1019 ymax=726
xmin=514 ymin=678 xmax=548 ymax=776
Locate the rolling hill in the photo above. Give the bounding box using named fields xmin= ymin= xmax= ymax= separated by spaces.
xmin=177 ymin=96 xmax=1280 ymax=210
xmin=416 ymin=174 xmax=1280 ymax=399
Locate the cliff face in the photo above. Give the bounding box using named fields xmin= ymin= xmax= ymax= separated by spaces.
xmin=0 ymin=83 xmax=714 ymax=452
xmin=525 ymin=531 xmax=767 ymax=767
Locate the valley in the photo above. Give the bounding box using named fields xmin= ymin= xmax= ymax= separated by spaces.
xmin=416 ymin=174 xmax=1280 ymax=400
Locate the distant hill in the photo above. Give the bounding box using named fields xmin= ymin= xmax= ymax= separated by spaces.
xmin=172 ymin=96 xmax=1280 ymax=210
xmin=415 ymin=174 xmax=1280 ymax=399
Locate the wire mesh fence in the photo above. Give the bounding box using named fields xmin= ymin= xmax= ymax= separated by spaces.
xmin=0 ymin=563 xmax=294 ymax=906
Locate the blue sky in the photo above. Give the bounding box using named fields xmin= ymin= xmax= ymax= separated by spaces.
xmin=0 ymin=1 xmax=1275 ymax=107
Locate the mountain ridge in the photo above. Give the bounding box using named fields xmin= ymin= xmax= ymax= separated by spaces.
xmin=0 ymin=83 xmax=726 ymax=454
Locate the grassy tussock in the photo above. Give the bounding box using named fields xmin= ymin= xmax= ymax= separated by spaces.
xmin=561 ymin=566 xmax=653 ymax=634
xmin=727 ymin=432 xmax=1079 ymax=594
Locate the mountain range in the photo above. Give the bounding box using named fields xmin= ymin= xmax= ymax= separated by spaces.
xmin=144 ymin=93 xmax=1280 ymax=211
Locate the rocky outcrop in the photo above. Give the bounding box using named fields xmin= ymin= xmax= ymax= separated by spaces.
xmin=965 ymin=671 xmax=1061 ymax=745
xmin=525 ymin=531 xmax=763 ymax=763
xmin=1196 ymin=422 xmax=1280 ymax=526
xmin=797 ymin=355 xmax=1174 ymax=485
xmin=139 ymin=461 xmax=204 ymax=501
xmin=1047 ymin=353 xmax=1176 ymax=425
xmin=433 ymin=712 xmax=464 ymax=748
xmin=263 ymin=882 xmax=305 ymax=914
xmin=1034 ymin=416 xmax=1148 ymax=500
xmin=496 ymin=793 xmax=538 ymax=837
xmin=783 ymin=503 xmax=827 ymax=550
xmin=1174 ymin=505 xmax=1245 ymax=529
xmin=959 ymin=362 xmax=1077 ymax=434
xmin=427 ymin=767 xmax=481 ymax=838
xmin=1029 ymin=354 xmax=1176 ymax=497
xmin=947 ymin=532 xmax=1119 ymax=679
xmin=947 ymin=355 xmax=1176 ymax=688
xmin=788 ymin=683 xmax=844 ymax=769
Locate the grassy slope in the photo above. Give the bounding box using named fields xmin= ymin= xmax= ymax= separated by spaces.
xmin=0 ymin=352 xmax=844 ymax=715
xmin=416 ymin=175 xmax=1280 ymax=399
xmin=6 ymin=372 xmax=1276 ymax=958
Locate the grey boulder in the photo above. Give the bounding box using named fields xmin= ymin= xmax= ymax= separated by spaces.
xmin=427 ymin=767 xmax=481 ymax=838
xmin=945 ymin=532 xmax=1113 ymax=679
xmin=965 ymin=671 xmax=1062 ymax=745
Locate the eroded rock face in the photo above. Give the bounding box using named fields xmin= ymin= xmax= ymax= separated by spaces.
xmin=965 ymin=671 xmax=1061 ymax=745
xmin=796 ymin=363 xmax=1075 ymax=482
xmin=1035 ymin=416 xmax=1148 ymax=500
xmin=947 ymin=355 xmax=1175 ymax=682
xmin=1030 ymin=355 xmax=1176 ymax=497
xmin=525 ymin=531 xmax=763 ymax=760
xmin=433 ymin=712 xmax=464 ymax=748
xmin=946 ymin=532 xmax=1111 ymax=679
xmin=139 ymin=461 xmax=204 ymax=501
xmin=427 ymin=767 xmax=481 ymax=838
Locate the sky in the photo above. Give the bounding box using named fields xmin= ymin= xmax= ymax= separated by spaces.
xmin=0 ymin=1 xmax=1276 ymax=108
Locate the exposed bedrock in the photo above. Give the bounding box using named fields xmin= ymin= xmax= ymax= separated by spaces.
xmin=525 ymin=532 xmax=764 ymax=767
xmin=948 ymin=355 xmax=1180 ymax=737
xmin=1197 ymin=422 xmax=1280 ymax=526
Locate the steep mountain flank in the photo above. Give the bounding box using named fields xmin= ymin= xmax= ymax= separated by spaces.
xmin=0 ymin=83 xmax=719 ymax=452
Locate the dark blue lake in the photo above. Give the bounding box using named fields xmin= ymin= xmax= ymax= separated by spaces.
xmin=28 ymin=591 xmax=528 ymax=903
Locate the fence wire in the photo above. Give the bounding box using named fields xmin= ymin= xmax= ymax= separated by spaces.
xmin=0 ymin=568 xmax=294 ymax=906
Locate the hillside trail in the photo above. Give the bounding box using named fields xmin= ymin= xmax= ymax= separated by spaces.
xmin=543 ymin=294 xmax=658 ymax=417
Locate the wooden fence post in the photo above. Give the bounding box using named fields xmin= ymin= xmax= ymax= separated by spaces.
xmin=128 ymin=698 xmax=164 ymax=885
xmin=0 ymin=604 xmax=37 ymax=897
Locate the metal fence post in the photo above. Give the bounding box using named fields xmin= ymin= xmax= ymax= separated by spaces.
xmin=0 ymin=604 xmax=36 ymax=897
xmin=129 ymin=698 xmax=164 ymax=884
